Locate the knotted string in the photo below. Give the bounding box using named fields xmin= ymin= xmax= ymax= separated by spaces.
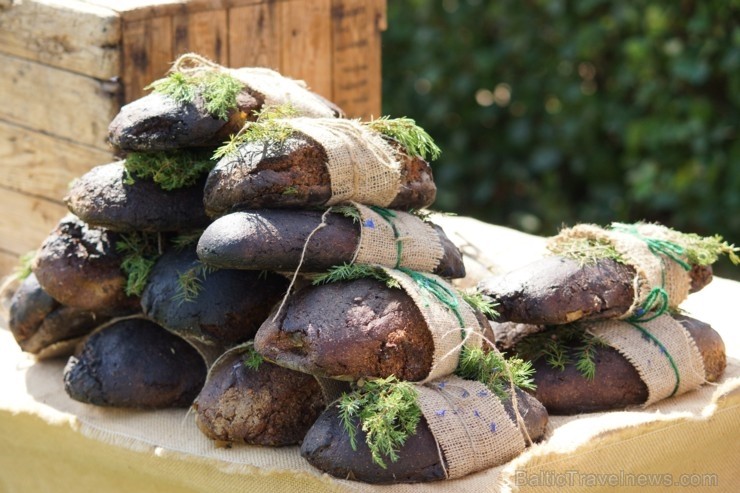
xmin=613 ymin=223 xmax=691 ymax=322
xmin=627 ymin=321 xmax=681 ymax=397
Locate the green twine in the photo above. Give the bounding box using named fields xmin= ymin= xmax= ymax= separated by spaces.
xmin=627 ymin=321 xmax=681 ymax=397
xmin=613 ymin=223 xmax=691 ymax=322
xmin=397 ymin=267 xmax=466 ymax=328
xmin=611 ymin=224 xmax=691 ymax=271
xmin=369 ymin=206 xmax=403 ymax=268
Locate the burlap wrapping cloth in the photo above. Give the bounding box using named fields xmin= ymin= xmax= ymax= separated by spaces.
xmin=352 ymin=203 xmax=444 ymax=273
xmin=548 ymin=223 xmax=692 ymax=318
xmin=202 ymin=344 xmax=340 ymax=406
xmin=170 ymin=53 xmax=335 ymax=118
xmin=286 ymin=118 xmax=402 ymax=206
xmin=586 ymin=314 xmax=706 ymax=406
xmin=415 ymin=375 xmax=526 ymax=479
xmin=381 ymin=268 xmax=483 ymax=382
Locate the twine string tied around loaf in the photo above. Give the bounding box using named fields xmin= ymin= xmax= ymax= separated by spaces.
xmin=612 ymin=223 xmax=691 ymax=322
xmin=369 ymin=206 xmax=403 ymax=268
xmin=611 ymin=223 xmax=691 ymax=271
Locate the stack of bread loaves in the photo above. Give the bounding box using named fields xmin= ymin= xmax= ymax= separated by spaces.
xmin=6 ymin=54 xmax=547 ymax=484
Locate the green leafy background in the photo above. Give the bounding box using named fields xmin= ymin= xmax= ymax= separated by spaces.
xmin=382 ymin=0 xmax=740 ymax=278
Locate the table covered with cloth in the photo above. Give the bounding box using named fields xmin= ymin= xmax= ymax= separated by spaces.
xmin=1 ymin=217 xmax=738 ymax=493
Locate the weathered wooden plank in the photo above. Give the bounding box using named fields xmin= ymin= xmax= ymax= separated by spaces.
xmin=0 ymin=0 xmax=121 ymax=80
xmin=330 ymin=0 xmax=384 ymax=119
xmin=0 ymin=187 xmax=67 ymax=256
xmin=0 ymin=120 xmax=112 ymax=201
xmin=0 ymin=54 xmax=119 ymax=151
xmin=172 ymin=10 xmax=229 ymax=64
xmin=121 ymin=17 xmax=175 ymax=103
xmin=278 ymin=0 xmax=332 ymax=101
xmin=89 ymin=0 xmax=268 ymax=22
xmin=228 ymin=2 xmax=281 ymax=69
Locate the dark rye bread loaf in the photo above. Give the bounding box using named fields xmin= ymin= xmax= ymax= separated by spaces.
xmin=63 ymin=318 xmax=206 ymax=408
xmin=65 ymin=162 xmax=210 ymax=233
xmin=254 ymin=278 xmax=491 ymax=382
xmin=33 ymin=215 xmax=140 ymax=315
xmin=108 ymin=87 xmax=343 ymax=153
xmin=478 ymin=256 xmax=713 ymax=325
xmin=197 ymin=210 xmax=466 ymax=278
xmin=8 ymin=274 xmax=107 ymax=357
xmin=517 ymin=314 xmax=725 ymax=414
xmin=141 ymin=246 xmax=288 ymax=345
xmin=203 ymin=134 xmax=436 ymax=217
xmin=194 ymin=348 xmax=325 ymax=446
xmin=301 ymin=388 xmax=547 ymax=484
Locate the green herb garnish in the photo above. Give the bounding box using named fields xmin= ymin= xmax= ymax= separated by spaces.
xmin=455 ymin=346 xmax=535 ymax=399
xmin=338 ymin=376 xmax=421 ymax=469
xmin=367 ymin=116 xmax=441 ymax=161
xmin=116 ymin=233 xmax=160 ymax=296
xmin=514 ymin=325 xmax=607 ymax=380
xmin=147 ymin=71 xmax=245 ymax=120
xmin=124 ymin=149 xmax=215 ymax=191
xmin=312 ymin=263 xmax=400 ymax=289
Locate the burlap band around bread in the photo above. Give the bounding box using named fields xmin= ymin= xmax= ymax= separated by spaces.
xmin=549 ymin=223 xmax=692 ymax=318
xmin=382 ymin=268 xmax=483 ymax=382
xmin=352 ymin=203 xmax=444 ymax=273
xmin=587 ymin=314 xmax=706 ymax=405
xmin=286 ymin=118 xmax=402 ymax=206
xmin=170 ymin=53 xmax=335 ymax=118
xmin=416 ymin=375 xmax=526 ymax=479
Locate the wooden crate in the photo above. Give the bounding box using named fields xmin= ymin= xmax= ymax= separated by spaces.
xmin=0 ymin=0 xmax=387 ymax=276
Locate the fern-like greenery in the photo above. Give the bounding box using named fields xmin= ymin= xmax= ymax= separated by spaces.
xmin=330 ymin=205 xmax=362 ymax=223
xmin=312 ymin=263 xmax=400 ymax=289
xmin=367 ymin=116 xmax=442 ymax=161
xmin=213 ymin=104 xmax=298 ymax=159
xmin=146 ymin=71 xmax=245 ymax=120
xmin=460 ymin=291 xmax=499 ymax=319
xmin=664 ymin=230 xmax=740 ymax=266
xmin=548 ymin=236 xmax=625 ymax=266
xmin=338 ymin=376 xmax=421 ymax=469
xmin=454 ymin=346 xmax=535 ymax=399
xmin=14 ymin=250 xmax=36 ymax=281
xmin=173 ymin=261 xmax=217 ymax=304
xmin=514 ymin=324 xmax=607 ymax=380
xmin=124 ymin=149 xmax=215 ymax=191
xmin=116 ymin=233 xmax=160 ymax=296
xmin=170 ymin=231 xmax=204 ymax=251
xmin=241 ymin=343 xmax=264 ymax=371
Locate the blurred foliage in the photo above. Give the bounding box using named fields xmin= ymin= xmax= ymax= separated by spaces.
xmin=382 ymin=0 xmax=740 ymax=276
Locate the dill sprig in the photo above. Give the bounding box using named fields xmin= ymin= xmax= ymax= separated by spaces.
xmin=666 ymin=230 xmax=740 ymax=266
xmin=213 ymin=104 xmax=298 ymax=159
xmin=312 ymin=263 xmax=400 ymax=289
xmin=124 ymin=149 xmax=215 ymax=191
xmin=173 ymin=261 xmax=217 ymax=304
xmin=330 ymin=205 xmax=362 ymax=223
xmin=367 ymin=116 xmax=441 ymax=161
xmin=170 ymin=231 xmax=204 ymax=251
xmin=454 ymin=346 xmax=535 ymax=399
xmin=146 ymin=71 xmax=245 ymax=120
xmin=460 ymin=291 xmax=499 ymax=319
xmin=548 ymin=236 xmax=625 ymax=266
xmin=338 ymin=376 xmax=421 ymax=469
xmin=514 ymin=325 xmax=607 ymax=380
xmin=116 ymin=233 xmax=160 ymax=296
xmin=14 ymin=250 xmax=36 ymax=281
xmin=242 ymin=343 xmax=264 ymax=371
